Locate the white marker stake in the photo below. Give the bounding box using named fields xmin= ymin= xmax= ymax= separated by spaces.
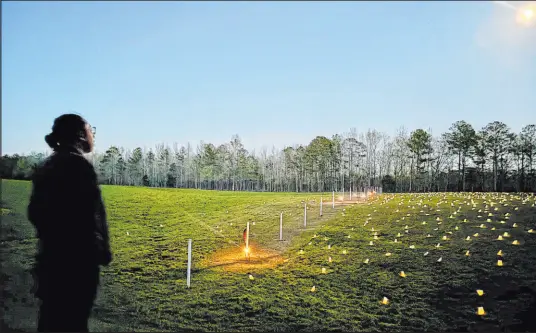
xmin=320 ymin=197 xmax=323 ymax=216
xmin=279 ymin=212 xmax=283 ymax=241
xmin=332 ymin=191 xmax=335 ymax=208
xmin=246 ymin=221 xmax=250 ymax=250
xmin=304 ymin=203 xmax=307 ymax=227
xmin=187 ymin=239 xmax=192 ymax=288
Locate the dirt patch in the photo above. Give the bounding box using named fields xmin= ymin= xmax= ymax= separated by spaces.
xmin=201 ymin=245 xmax=284 ymax=273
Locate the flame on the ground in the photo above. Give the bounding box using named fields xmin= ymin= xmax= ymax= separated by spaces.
xmin=202 ymin=245 xmax=284 ymax=273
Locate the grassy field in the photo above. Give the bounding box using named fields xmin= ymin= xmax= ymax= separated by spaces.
xmin=2 ymin=179 xmax=536 ymax=332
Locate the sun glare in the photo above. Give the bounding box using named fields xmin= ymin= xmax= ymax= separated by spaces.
xmin=517 ymin=5 xmax=536 ymax=26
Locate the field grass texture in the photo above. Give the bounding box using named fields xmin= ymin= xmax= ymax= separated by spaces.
xmin=2 ymin=179 xmax=536 ymax=332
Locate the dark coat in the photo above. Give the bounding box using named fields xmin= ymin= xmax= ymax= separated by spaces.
xmin=27 ymin=146 xmax=112 ymax=300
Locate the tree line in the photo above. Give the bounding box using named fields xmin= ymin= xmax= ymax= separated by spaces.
xmin=2 ymin=120 xmax=535 ymax=193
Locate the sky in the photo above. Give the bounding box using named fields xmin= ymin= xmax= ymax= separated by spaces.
xmin=2 ymin=1 xmax=536 ymax=155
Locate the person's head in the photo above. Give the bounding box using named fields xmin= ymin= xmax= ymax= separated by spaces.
xmin=44 ymin=114 xmax=94 ymax=153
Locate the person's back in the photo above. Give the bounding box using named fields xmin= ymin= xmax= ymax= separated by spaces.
xmin=28 ymin=114 xmax=111 ymax=332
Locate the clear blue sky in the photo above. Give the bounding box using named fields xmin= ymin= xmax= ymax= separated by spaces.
xmin=3 ymin=1 xmax=536 ymax=155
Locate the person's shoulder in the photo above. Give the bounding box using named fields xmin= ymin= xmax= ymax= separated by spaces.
xmin=49 ymin=151 xmax=95 ymax=176
xmin=33 ymin=154 xmax=56 ymax=177
xmin=66 ymin=153 xmax=96 ymax=174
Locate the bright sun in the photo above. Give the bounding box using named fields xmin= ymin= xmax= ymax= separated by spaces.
xmin=517 ymin=5 xmax=536 ymax=26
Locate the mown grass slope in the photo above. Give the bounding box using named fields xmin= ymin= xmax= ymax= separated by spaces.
xmin=2 ymin=179 xmax=536 ymax=332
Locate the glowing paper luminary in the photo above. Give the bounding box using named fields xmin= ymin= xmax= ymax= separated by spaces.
xmin=381 ymin=297 xmax=389 ymax=305
xmin=497 ymin=250 xmax=503 ymax=256
xmin=465 ymin=250 xmax=470 ymax=256
xmin=512 ymin=240 xmax=520 ymax=245
xmin=477 ymin=307 xmax=486 ymax=316
xmin=399 ymin=271 xmax=407 ymax=278
xmin=497 ymin=260 xmax=504 ymax=266
xmin=311 ymin=286 xmax=316 ymax=292
xmin=476 ymin=289 xmax=484 ymax=296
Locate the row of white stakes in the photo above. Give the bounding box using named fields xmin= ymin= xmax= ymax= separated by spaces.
xmin=187 ymin=190 xmax=346 ymax=287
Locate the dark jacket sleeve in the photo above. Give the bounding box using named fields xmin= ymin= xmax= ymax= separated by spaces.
xmin=28 ymin=164 xmax=50 ymax=238
xmin=28 ymin=174 xmax=42 ymax=231
xmin=94 ymin=185 xmax=112 ymax=266
xmin=79 ymin=159 xmax=112 ymax=266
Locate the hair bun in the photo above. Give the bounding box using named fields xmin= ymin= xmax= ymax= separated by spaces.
xmin=45 ymin=133 xmax=59 ymax=149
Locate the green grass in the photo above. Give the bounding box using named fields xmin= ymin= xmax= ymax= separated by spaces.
xmin=2 ymin=179 xmax=536 ymax=332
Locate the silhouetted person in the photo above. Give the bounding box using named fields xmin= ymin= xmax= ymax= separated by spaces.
xmin=28 ymin=114 xmax=112 ymax=332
